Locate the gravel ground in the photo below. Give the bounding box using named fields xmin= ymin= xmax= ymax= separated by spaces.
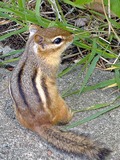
xmin=0 ymin=64 xmax=120 ymax=160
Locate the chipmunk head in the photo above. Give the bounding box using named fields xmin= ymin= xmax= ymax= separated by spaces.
xmin=29 ymin=25 xmax=74 ymax=65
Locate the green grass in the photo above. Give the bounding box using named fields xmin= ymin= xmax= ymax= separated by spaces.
xmin=0 ymin=0 xmax=120 ymax=129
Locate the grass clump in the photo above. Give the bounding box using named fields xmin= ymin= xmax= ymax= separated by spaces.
xmin=0 ymin=0 xmax=120 ymax=128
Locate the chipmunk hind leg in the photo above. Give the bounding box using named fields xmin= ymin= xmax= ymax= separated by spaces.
xmin=15 ymin=107 xmax=51 ymax=131
xmin=50 ymin=96 xmax=74 ymax=125
xmin=15 ymin=107 xmax=33 ymax=130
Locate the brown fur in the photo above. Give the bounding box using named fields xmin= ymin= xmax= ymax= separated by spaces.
xmin=10 ymin=25 xmax=111 ymax=160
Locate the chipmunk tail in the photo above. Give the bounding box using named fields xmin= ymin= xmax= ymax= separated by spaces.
xmin=35 ymin=124 xmax=111 ymax=160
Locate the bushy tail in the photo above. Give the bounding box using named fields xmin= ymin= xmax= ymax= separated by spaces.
xmin=35 ymin=125 xmax=111 ymax=160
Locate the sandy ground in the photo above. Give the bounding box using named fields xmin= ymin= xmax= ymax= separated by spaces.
xmin=0 ymin=64 xmax=120 ymax=160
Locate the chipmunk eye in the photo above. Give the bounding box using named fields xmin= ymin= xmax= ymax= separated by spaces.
xmin=53 ymin=37 xmax=62 ymax=44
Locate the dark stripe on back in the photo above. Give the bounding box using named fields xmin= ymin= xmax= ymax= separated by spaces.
xmin=17 ymin=62 xmax=28 ymax=106
xmin=17 ymin=61 xmax=35 ymax=117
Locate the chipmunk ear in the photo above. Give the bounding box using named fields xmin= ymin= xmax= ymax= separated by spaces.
xmin=29 ymin=25 xmax=42 ymax=37
xmin=34 ymin=34 xmax=44 ymax=45
xmin=34 ymin=35 xmax=45 ymax=49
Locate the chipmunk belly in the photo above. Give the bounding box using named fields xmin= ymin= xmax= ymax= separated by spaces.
xmin=44 ymin=78 xmax=73 ymax=125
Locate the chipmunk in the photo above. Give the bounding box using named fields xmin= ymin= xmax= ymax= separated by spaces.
xmin=9 ymin=25 xmax=111 ymax=160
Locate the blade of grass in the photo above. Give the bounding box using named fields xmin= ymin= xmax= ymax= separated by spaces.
xmin=109 ymin=18 xmax=120 ymax=29
xmin=0 ymin=3 xmax=50 ymax=26
xmin=63 ymin=103 xmax=120 ymax=130
xmin=63 ymin=39 xmax=99 ymax=96
xmin=106 ymin=64 xmax=120 ymax=70
xmin=61 ymin=39 xmax=100 ymax=97
xmin=74 ymin=41 xmax=117 ymax=58
xmin=115 ymin=69 xmax=120 ymax=88
xmin=35 ymin=0 xmax=41 ymax=14
xmin=78 ymin=55 xmax=100 ymax=95
xmin=56 ymin=0 xmax=66 ymax=22
xmin=0 ymin=27 xmax=27 ymax=41
xmin=63 ymin=78 xmax=116 ymax=97
xmin=62 ymin=65 xmax=86 ymax=97
xmin=18 ymin=0 xmax=25 ymax=9
xmin=58 ymin=54 xmax=90 ymax=77
xmin=0 ymin=7 xmax=25 ymax=18
xmin=35 ymin=0 xmax=43 ymax=25
xmin=83 ymin=78 xmax=116 ymax=92
xmin=63 ymin=0 xmax=84 ymax=9
xmin=73 ymin=102 xmax=111 ymax=113
xmin=0 ymin=58 xmax=19 ymax=66
xmin=0 ymin=12 xmax=26 ymax=26
xmin=0 ymin=49 xmax=24 ymax=59
xmin=102 ymin=83 xmax=117 ymax=90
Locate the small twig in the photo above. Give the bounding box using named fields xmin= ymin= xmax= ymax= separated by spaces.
xmin=48 ymin=0 xmax=65 ymax=22
xmin=62 ymin=52 xmax=80 ymax=60
xmin=18 ymin=34 xmax=26 ymax=43
xmin=0 ymin=20 xmax=11 ymax=25
xmin=77 ymin=46 xmax=84 ymax=58
xmin=109 ymin=89 xmax=120 ymax=96
xmin=0 ymin=24 xmax=20 ymax=35
xmin=108 ymin=0 xmax=111 ymax=35
xmin=96 ymin=41 xmax=113 ymax=55
xmin=99 ymin=37 xmax=111 ymax=44
xmin=64 ymin=8 xmax=74 ymax=17
xmin=113 ymin=52 xmax=120 ymax=64
xmin=0 ymin=28 xmax=20 ymax=35
xmin=100 ymin=56 xmax=112 ymax=64
xmin=41 ymin=11 xmax=54 ymax=14
xmin=74 ymin=30 xmax=108 ymax=36
xmin=101 ymin=0 xmax=120 ymax=43
xmin=101 ymin=0 xmax=120 ymax=64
